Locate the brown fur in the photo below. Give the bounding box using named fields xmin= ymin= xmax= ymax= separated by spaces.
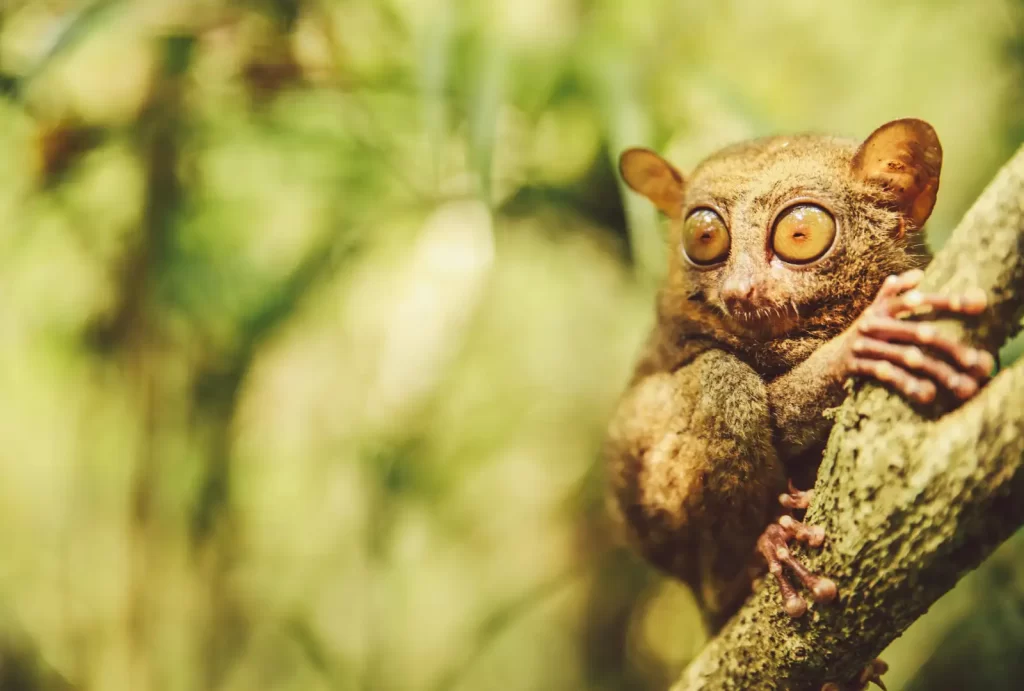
xmin=607 ymin=120 xmax=940 ymax=629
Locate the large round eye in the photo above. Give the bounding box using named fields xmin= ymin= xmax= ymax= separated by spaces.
xmin=772 ymin=204 xmax=837 ymax=264
xmin=682 ymin=209 xmax=730 ymax=265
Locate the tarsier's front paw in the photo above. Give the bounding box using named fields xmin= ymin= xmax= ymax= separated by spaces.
xmin=757 ymin=486 xmax=836 ymax=618
xmin=841 ymin=269 xmax=994 ymax=404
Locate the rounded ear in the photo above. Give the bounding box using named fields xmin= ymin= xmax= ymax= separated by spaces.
xmin=619 ymin=148 xmax=686 ymax=219
xmin=851 ymin=118 xmax=942 ymax=230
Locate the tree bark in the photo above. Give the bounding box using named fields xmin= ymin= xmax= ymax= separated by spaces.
xmin=673 ymin=144 xmax=1024 ymax=691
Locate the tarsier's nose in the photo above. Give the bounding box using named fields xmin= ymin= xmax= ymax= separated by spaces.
xmin=721 ymin=276 xmax=760 ymax=313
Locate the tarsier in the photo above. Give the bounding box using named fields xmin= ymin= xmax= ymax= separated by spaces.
xmin=605 ymin=119 xmax=993 ymax=686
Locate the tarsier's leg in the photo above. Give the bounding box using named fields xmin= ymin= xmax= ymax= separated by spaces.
xmin=606 ymin=348 xmax=784 ymax=627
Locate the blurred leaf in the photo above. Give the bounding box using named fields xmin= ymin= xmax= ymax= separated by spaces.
xmin=17 ymin=0 xmax=125 ymax=95
xmin=251 ymin=0 xmax=302 ymax=30
xmin=584 ymin=50 xmax=663 ymax=283
xmin=463 ymin=33 xmax=506 ymax=204
xmin=162 ymin=33 xmax=197 ymax=77
xmin=417 ymin=0 xmax=453 ymax=186
xmin=0 ymin=72 xmax=17 ymax=95
xmin=904 ymin=530 xmax=1024 ymax=691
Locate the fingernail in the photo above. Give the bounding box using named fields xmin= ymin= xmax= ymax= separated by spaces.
xmin=964 ymin=349 xmax=979 ymax=368
xmin=917 ymin=324 xmax=936 ymax=343
xmin=956 ymin=376 xmax=978 ymax=399
xmin=785 ymin=596 xmax=808 ymax=618
xmin=979 ymin=351 xmax=996 ymax=373
xmin=813 ymin=578 xmax=838 ymax=602
xmin=905 ymin=347 xmax=924 ymax=368
xmin=903 ymin=290 xmax=924 ymax=307
xmin=919 ymin=383 xmax=936 ymax=403
xmin=966 ymin=287 xmax=988 ymax=310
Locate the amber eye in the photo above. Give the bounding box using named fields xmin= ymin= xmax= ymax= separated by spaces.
xmin=682 ymin=209 xmax=730 ymax=265
xmin=771 ymin=204 xmax=837 ymax=264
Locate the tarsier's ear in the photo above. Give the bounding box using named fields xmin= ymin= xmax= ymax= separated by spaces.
xmin=619 ymin=148 xmax=686 ymax=219
xmin=851 ymin=118 xmax=942 ymax=230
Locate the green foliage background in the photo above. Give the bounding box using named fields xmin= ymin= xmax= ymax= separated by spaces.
xmin=0 ymin=1 xmax=1022 ymax=690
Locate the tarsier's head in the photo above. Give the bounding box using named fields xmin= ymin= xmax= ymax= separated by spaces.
xmin=620 ymin=118 xmax=941 ymax=373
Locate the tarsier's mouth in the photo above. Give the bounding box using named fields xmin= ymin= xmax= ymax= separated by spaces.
xmin=722 ymin=300 xmax=806 ymax=340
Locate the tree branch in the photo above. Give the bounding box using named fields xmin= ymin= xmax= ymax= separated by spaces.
xmin=673 ymin=143 xmax=1024 ymax=691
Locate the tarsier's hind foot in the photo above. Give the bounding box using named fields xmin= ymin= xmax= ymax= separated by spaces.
xmin=821 ymin=658 xmax=889 ymax=691
xmin=756 ymin=500 xmax=837 ymax=617
xmin=757 ymin=521 xmax=836 ymax=617
xmin=773 ymin=489 xmax=886 ymax=688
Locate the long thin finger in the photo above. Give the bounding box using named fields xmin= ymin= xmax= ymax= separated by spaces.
xmin=857 ymin=317 xmax=996 ymax=377
xmin=845 ymin=357 xmax=937 ymax=404
xmin=775 ymin=545 xmax=838 ymax=603
xmin=876 ymin=270 xmax=924 ymax=300
xmin=779 ymin=491 xmax=813 ymax=510
xmin=787 ymin=480 xmax=814 ymax=508
xmin=769 ymin=558 xmax=807 ymax=617
xmin=758 ymin=526 xmax=807 ymax=618
xmin=779 ymin=515 xmax=826 ymax=547
xmin=851 ymin=337 xmax=979 ymax=400
xmin=891 ymin=288 xmax=988 ymax=318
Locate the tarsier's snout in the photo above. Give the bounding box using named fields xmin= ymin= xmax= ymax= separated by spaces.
xmin=719 ymin=273 xmax=757 ymax=312
xmin=718 ymin=252 xmax=772 ymax=315
xmin=718 ymin=271 xmax=800 ymax=331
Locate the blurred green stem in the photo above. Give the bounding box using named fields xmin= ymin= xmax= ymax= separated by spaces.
xmin=589 ymin=54 xmax=664 ymax=285
xmin=121 ymin=33 xmax=196 ymax=691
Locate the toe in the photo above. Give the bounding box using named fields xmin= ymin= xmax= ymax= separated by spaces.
xmin=784 ymin=595 xmax=808 ymax=618
xmin=778 ymin=515 xmax=826 ymax=547
xmin=811 ymin=577 xmax=838 ymax=603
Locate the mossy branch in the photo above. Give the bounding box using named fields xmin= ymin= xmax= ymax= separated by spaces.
xmin=673 ymin=143 xmax=1024 ymax=691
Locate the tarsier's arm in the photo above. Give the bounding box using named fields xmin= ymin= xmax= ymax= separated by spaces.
xmin=768 ymin=270 xmax=993 ymax=464
xmin=606 ymin=344 xmax=785 ymax=628
xmin=767 ymin=336 xmax=847 ymax=462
